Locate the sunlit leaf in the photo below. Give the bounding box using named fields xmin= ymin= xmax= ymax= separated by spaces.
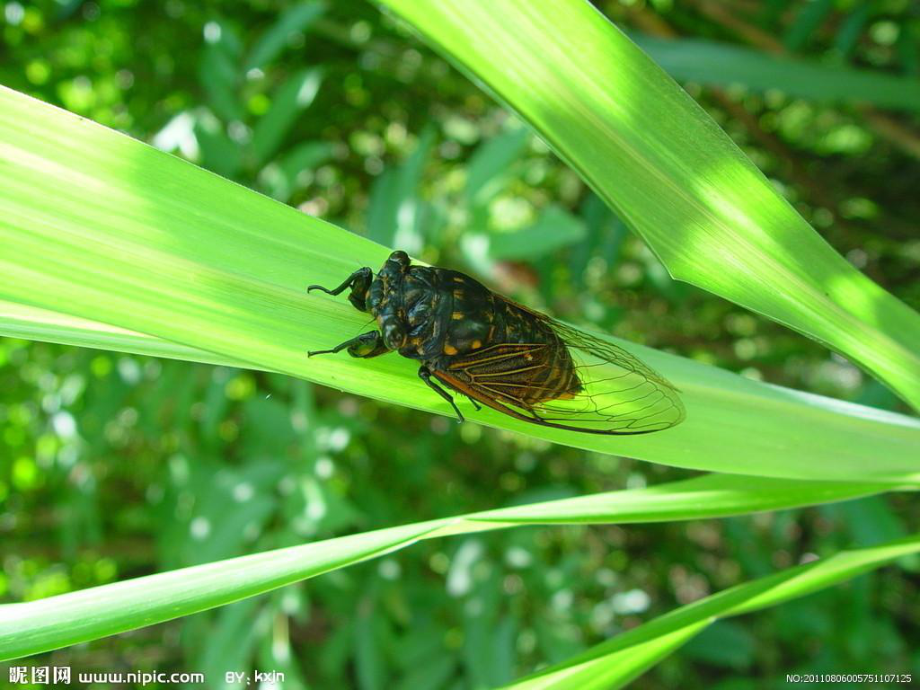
xmin=374 ymin=0 xmax=920 ymax=410
xmin=0 ymin=86 xmax=918 ymax=481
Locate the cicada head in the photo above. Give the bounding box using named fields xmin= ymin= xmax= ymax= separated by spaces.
xmin=366 ymin=250 xmax=414 ymax=349
xmin=368 ymin=251 xmax=408 ymax=315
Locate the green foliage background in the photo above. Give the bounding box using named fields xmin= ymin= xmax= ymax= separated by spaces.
xmin=1 ymin=0 xmax=919 ymax=688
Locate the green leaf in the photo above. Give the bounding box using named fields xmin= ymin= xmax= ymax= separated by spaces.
xmin=259 ymin=140 xmax=335 ymax=201
xmin=251 ymin=68 xmax=323 ymax=166
xmin=366 ymin=127 xmax=436 ymax=252
xmin=466 ymin=474 xmax=891 ymax=526
xmin=194 ymin=113 xmax=244 ymax=178
xmin=0 ymin=520 xmax=442 ymax=661
xmin=632 ymin=35 xmax=920 ymax=113
xmin=374 ymin=0 xmax=920 ymax=411
xmin=0 ymin=473 xmax=891 ymax=660
xmin=245 ymin=2 xmax=326 ymax=71
xmin=897 ymin=26 xmax=920 ymax=77
xmin=0 ymin=301 xmax=246 ymax=367
xmin=198 ymin=21 xmax=244 ymax=122
xmin=506 ymin=623 xmax=706 ymax=690
xmin=198 ymin=599 xmax=263 ymax=686
xmin=835 ymin=5 xmax=872 ymax=58
xmin=680 ymin=620 xmax=755 ymax=670
xmin=488 ymin=205 xmax=586 ymax=261
xmin=506 ymin=533 xmax=920 ymax=689
xmin=355 ymin=589 xmax=387 ymax=690
xmin=1 ymin=87 xmax=919 ymax=481
xmin=784 ymin=0 xmax=835 ymax=52
xmin=394 ymin=655 xmax=457 ymax=690
xmin=464 ymin=125 xmax=530 ymax=206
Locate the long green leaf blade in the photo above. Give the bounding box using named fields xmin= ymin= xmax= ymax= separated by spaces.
xmin=507 ymin=624 xmax=707 ymax=690
xmin=0 ymin=521 xmax=445 ymax=662
xmin=0 ymin=87 xmax=918 ymax=481
xmin=633 ymin=35 xmax=920 ymax=112
xmin=0 ymin=474 xmax=890 ymax=660
xmin=0 ymin=301 xmax=246 ymax=367
xmin=374 ymin=0 xmax=920 ymax=410
xmin=507 ymin=533 xmax=920 ymax=688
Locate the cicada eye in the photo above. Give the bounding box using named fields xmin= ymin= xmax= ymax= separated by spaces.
xmin=388 ymin=250 xmax=410 ymax=270
xmin=383 ymin=321 xmax=407 ymax=349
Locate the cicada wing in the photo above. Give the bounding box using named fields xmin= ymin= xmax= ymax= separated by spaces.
xmin=544 ymin=319 xmax=679 ymax=390
xmin=533 ymin=318 xmax=686 ymax=433
xmin=431 ymin=341 xmax=580 ymax=427
xmin=442 ymin=343 xmax=580 ymax=405
xmin=432 ymin=334 xmax=684 ymax=435
xmin=481 ymin=295 xmax=685 ymax=434
xmin=432 ymin=368 xmax=558 ymax=427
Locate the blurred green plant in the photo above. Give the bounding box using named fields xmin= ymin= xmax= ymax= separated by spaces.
xmin=632 ymin=35 xmax=920 ymax=113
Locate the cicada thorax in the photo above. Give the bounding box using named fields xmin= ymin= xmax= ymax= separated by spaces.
xmin=445 ymin=309 xmax=579 ymax=409
xmin=368 ymin=258 xmax=582 ymax=408
xmin=425 ymin=269 xmax=583 ymax=408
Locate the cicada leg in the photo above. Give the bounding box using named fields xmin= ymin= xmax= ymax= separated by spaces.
xmin=308 ymin=331 xmax=391 ymax=359
xmin=430 ymin=371 xmax=481 ymax=413
xmin=307 ymin=267 xmax=373 ymax=312
xmin=418 ymin=365 xmax=465 ymax=423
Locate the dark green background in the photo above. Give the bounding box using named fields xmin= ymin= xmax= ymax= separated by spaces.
xmin=1 ymin=0 xmax=918 ymax=688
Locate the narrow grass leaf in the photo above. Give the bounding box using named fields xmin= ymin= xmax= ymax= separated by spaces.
xmin=251 ymin=68 xmax=323 ymax=166
xmin=0 ymin=473 xmax=891 ymax=660
xmin=245 ymin=2 xmax=326 ymax=71
xmin=506 ymin=533 xmax=920 ymax=688
xmin=632 ymin=35 xmax=920 ymax=113
xmin=0 ymin=521 xmax=446 ymax=662
xmin=1 ymin=87 xmax=919 ymax=481
xmin=507 ymin=623 xmax=706 ymax=690
xmin=374 ymin=0 xmax=920 ymax=410
xmin=467 ymin=474 xmax=896 ymax=525
xmin=0 ymin=301 xmax=246 ymax=367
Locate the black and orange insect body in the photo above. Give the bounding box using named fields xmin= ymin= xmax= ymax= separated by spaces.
xmin=308 ymin=250 xmax=684 ymax=434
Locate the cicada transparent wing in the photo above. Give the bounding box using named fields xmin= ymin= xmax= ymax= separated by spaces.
xmin=533 ymin=318 xmax=685 ymax=433
xmin=432 ymin=314 xmax=685 ymax=435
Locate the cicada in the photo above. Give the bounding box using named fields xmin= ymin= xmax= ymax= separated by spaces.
xmin=308 ymin=250 xmax=684 ymax=434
